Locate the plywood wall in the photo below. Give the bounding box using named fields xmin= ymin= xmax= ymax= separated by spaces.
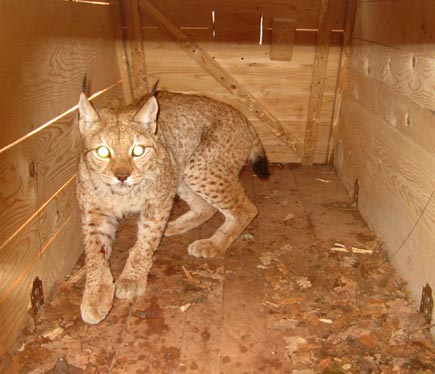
xmin=334 ymin=0 xmax=435 ymax=329
xmin=138 ymin=0 xmax=347 ymax=163
xmin=0 ymin=0 xmax=125 ymax=355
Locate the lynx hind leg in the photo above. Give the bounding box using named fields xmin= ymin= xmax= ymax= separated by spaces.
xmin=185 ymin=176 xmax=258 ymax=258
xmin=165 ymin=180 xmax=216 ymax=236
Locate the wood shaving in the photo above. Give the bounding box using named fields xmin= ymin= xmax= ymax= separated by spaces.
xmin=352 ymin=247 xmax=373 ymax=254
xmin=331 ymin=246 xmax=348 ymax=252
xmin=319 ymin=318 xmax=333 ymax=324
xmin=181 ymin=265 xmax=194 ymax=281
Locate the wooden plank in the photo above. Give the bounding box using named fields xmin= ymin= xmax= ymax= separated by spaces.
xmin=327 ymin=0 xmax=358 ymax=163
xmin=335 ymin=94 xmax=435 ymax=321
xmin=139 ymin=0 xmax=304 ymax=158
xmin=213 ymin=10 xmax=261 ymax=43
xmin=270 ymin=18 xmax=296 ymax=61
xmin=353 ymin=0 xmax=435 ymax=58
xmin=348 ymin=39 xmax=435 ymax=112
xmin=302 ymin=0 xmax=332 ymax=165
xmin=0 ymin=114 xmax=80 ymax=251
xmin=344 ymin=69 xmax=435 ymax=157
xmin=0 ymin=182 xmax=81 ymax=355
xmin=141 ymin=0 xmax=213 ymax=29
xmin=0 ymin=0 xmax=121 ymax=150
xmin=122 ymin=0 xmax=149 ymax=99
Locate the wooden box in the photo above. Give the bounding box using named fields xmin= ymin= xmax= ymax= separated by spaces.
xmin=0 ymin=0 xmax=434 ymax=359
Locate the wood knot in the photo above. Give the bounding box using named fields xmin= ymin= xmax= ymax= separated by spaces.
xmin=28 ymin=161 xmax=36 ymax=178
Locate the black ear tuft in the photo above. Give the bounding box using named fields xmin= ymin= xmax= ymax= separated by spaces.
xmin=82 ymin=72 xmax=88 ymax=94
xmin=150 ymin=80 xmax=159 ymax=97
xmin=252 ymin=156 xmax=270 ymax=179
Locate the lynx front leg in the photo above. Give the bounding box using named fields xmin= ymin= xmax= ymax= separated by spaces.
xmin=80 ymin=210 xmax=118 ymax=324
xmin=116 ymin=198 xmax=173 ymax=299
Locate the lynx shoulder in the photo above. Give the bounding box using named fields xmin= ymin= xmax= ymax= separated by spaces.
xmin=77 ymin=89 xmax=269 ymax=324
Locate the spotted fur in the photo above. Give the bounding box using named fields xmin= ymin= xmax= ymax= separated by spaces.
xmin=77 ymin=90 xmax=269 ymax=324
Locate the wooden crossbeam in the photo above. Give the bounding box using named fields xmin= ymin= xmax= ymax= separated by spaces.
xmin=302 ymin=0 xmax=332 ymax=165
xmin=140 ymin=0 xmax=304 ymax=158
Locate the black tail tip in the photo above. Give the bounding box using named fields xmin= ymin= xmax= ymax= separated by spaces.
xmin=253 ymin=156 xmax=270 ymax=179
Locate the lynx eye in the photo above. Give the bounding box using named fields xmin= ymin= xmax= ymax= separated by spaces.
xmin=95 ymin=146 xmax=111 ymax=159
xmin=132 ymin=145 xmax=146 ymax=157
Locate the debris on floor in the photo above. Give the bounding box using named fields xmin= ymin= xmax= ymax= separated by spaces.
xmin=1 ymin=165 xmax=434 ymax=374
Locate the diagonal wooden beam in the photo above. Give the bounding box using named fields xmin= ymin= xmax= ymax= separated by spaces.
xmin=139 ymin=0 xmax=303 ymax=158
xmin=302 ymin=0 xmax=332 ymax=165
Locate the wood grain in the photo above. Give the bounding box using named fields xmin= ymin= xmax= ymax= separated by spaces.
xmin=0 ymin=0 xmax=122 ymax=150
xmin=344 ymin=69 xmax=435 ymax=157
xmin=0 ymin=114 xmax=80 ymax=251
xmin=349 ymin=39 xmax=435 ymax=112
xmin=353 ymin=0 xmax=435 ymax=58
xmin=302 ymin=0 xmax=333 ymax=165
xmin=337 ymin=94 xmax=435 ymax=305
xmin=0 ymin=181 xmax=81 ymax=355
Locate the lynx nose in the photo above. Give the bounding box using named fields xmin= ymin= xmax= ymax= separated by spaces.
xmin=115 ymin=169 xmax=130 ymax=182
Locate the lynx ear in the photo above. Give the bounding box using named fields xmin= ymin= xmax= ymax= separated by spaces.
xmin=78 ymin=93 xmax=100 ymax=133
xmin=133 ymin=96 xmax=158 ymax=134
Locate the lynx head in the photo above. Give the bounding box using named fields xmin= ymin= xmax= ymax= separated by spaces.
xmin=78 ymin=94 xmax=161 ymax=194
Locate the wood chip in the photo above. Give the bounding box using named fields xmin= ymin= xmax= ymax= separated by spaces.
xmin=316 ymin=178 xmax=332 ymax=183
xmin=181 ymin=266 xmax=194 ymax=281
xmin=319 ymin=318 xmax=333 ymax=324
xmin=352 ymin=247 xmax=373 ymax=254
xmin=41 ymin=326 xmax=64 ymax=340
xmin=179 ymin=303 xmax=192 ymax=312
xmin=283 ymin=213 xmax=295 ymax=222
xmin=331 ymin=246 xmax=348 ymax=253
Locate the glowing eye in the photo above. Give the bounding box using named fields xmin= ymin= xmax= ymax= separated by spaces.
xmin=95 ymin=146 xmax=111 ymax=159
xmin=132 ymin=145 xmax=146 ymax=157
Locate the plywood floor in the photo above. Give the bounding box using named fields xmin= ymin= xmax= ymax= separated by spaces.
xmin=2 ymin=165 xmax=435 ymax=374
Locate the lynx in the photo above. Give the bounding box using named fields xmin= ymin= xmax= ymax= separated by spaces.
xmin=77 ymin=87 xmax=269 ymax=324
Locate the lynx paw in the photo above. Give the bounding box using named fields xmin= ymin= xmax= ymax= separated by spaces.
xmin=115 ymin=278 xmax=147 ymax=299
xmin=81 ymin=281 xmax=115 ymax=324
xmin=188 ymin=239 xmax=221 ymax=258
